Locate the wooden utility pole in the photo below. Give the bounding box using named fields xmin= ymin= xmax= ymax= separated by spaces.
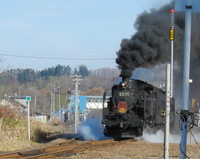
xmin=72 ymin=75 xmax=82 ymax=133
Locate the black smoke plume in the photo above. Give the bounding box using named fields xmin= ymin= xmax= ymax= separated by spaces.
xmin=116 ymin=3 xmax=200 ymax=104
xmin=116 ymin=3 xmax=181 ymax=78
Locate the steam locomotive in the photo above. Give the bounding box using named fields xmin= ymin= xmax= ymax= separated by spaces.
xmin=102 ymin=77 xmax=175 ymax=139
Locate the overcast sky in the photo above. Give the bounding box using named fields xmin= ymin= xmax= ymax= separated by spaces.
xmin=0 ymin=0 xmax=173 ymax=71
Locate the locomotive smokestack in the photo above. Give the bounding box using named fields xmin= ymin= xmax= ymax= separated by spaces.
xmin=119 ymin=69 xmax=133 ymax=79
xmin=120 ymin=72 xmax=131 ymax=82
xmin=120 ymin=75 xmax=134 ymax=89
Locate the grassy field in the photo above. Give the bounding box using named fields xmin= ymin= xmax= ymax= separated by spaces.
xmin=0 ymin=106 xmax=67 ymax=152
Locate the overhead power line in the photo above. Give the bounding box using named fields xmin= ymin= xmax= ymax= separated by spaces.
xmin=0 ymin=53 xmax=114 ymax=60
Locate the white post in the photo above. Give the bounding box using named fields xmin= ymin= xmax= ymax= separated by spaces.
xmin=58 ymin=84 xmax=61 ymax=111
xmin=27 ymin=101 xmax=31 ymax=140
xmin=164 ymin=64 xmax=171 ymax=159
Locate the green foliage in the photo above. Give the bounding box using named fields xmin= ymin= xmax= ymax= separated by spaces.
xmin=17 ymin=69 xmax=37 ymax=83
xmin=1 ymin=117 xmax=13 ymax=127
xmin=6 ymin=65 xmax=74 ymax=83
xmin=1 ymin=117 xmax=26 ymax=130
xmin=39 ymin=65 xmax=72 ymax=79
xmin=78 ymin=65 xmax=89 ymax=77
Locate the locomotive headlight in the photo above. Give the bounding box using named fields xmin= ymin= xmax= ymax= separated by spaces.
xmin=121 ymin=82 xmax=125 ymax=87
xmin=118 ymin=101 xmax=127 ymax=114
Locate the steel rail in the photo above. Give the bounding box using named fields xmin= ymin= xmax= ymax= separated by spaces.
xmin=0 ymin=139 xmax=125 ymax=159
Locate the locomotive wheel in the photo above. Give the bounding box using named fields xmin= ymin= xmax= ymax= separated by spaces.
xmin=113 ymin=136 xmax=123 ymax=141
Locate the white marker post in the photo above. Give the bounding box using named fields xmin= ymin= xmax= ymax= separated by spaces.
xmin=26 ymin=96 xmax=31 ymax=140
xmin=164 ymin=64 xmax=171 ymax=159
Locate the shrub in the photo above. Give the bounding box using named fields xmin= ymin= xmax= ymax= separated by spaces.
xmin=0 ymin=106 xmax=16 ymax=119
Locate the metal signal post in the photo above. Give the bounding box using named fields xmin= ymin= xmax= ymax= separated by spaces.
xmin=169 ymin=9 xmax=175 ymax=98
xmin=164 ymin=9 xmax=175 ymax=159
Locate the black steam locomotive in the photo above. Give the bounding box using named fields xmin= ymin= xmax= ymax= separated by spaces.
xmin=102 ymin=77 xmax=175 ymax=139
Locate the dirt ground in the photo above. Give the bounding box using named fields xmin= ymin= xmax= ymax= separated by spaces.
xmin=63 ymin=140 xmax=199 ymax=159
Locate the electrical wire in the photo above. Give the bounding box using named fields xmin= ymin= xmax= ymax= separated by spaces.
xmin=0 ymin=53 xmax=114 ymax=60
xmin=189 ymin=130 xmax=200 ymax=149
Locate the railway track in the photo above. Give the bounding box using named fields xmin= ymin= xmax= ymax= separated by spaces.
xmin=0 ymin=139 xmax=133 ymax=158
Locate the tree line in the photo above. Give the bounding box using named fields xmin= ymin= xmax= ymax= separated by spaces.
xmin=6 ymin=64 xmax=89 ymax=83
xmin=0 ymin=65 xmax=120 ymax=115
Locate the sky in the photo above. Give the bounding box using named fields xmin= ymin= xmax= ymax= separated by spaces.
xmin=0 ymin=0 xmax=172 ymax=71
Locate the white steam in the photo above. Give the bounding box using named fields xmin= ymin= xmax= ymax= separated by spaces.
xmin=78 ymin=118 xmax=108 ymax=141
xmin=142 ymin=129 xmax=200 ymax=144
xmin=142 ymin=130 xmax=180 ymax=143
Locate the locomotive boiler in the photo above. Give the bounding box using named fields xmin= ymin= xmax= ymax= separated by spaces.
xmin=102 ymin=77 xmax=175 ymax=139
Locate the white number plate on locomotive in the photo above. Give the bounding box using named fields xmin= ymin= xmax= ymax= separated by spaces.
xmin=119 ymin=92 xmax=130 ymax=96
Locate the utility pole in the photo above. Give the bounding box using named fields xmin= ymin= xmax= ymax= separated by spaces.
xmin=72 ymin=75 xmax=82 ymax=133
xmin=57 ymin=82 xmax=61 ymax=121
xmin=175 ymin=0 xmax=200 ymax=158
xmin=50 ymin=90 xmax=53 ymax=117
xmin=180 ymin=3 xmax=192 ymax=156
xmin=19 ymin=88 xmax=20 ymax=107
xmin=34 ymin=96 xmax=37 ymax=115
